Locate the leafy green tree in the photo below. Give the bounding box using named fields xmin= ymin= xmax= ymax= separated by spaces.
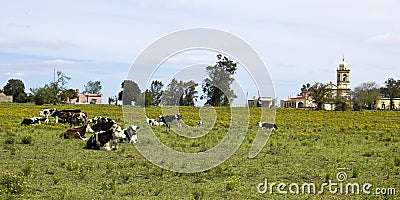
xmin=298 ymin=83 xmax=312 ymax=96
xmin=135 ymin=90 xmax=153 ymax=107
xmin=352 ymin=81 xmax=380 ymax=110
xmin=118 ymin=80 xmax=141 ymax=105
xmin=180 ymin=81 xmax=198 ymax=106
xmin=150 ymin=80 xmax=163 ymax=106
xmin=201 ymin=54 xmax=237 ymax=106
xmin=308 ymin=82 xmax=332 ymax=110
xmin=161 ymin=78 xmax=184 ymax=106
xmin=3 ymin=79 xmax=27 ymax=102
xmin=53 ymin=70 xmax=71 ymax=97
xmin=334 ymin=96 xmax=351 ymax=111
xmin=380 ymin=78 xmax=400 ymax=110
xmin=60 ymin=89 xmax=78 ymax=103
xmin=83 ymin=80 xmax=102 ymax=94
xmin=108 ymin=96 xmax=115 ymax=105
xmin=29 ymin=84 xmax=58 ymax=105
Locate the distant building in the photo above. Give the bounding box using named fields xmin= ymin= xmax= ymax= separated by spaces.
xmin=68 ymin=89 xmax=102 ymax=104
xmin=281 ymin=57 xmax=351 ymax=110
xmin=376 ymin=98 xmax=400 ymax=110
xmin=248 ymin=96 xmax=274 ymax=108
xmin=0 ymin=93 xmax=13 ymax=102
xmin=280 ymin=91 xmax=316 ymax=108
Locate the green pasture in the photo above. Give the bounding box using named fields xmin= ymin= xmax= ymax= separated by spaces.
xmin=0 ymin=103 xmax=399 ymax=199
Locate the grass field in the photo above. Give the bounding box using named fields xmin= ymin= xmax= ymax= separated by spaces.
xmin=0 ymin=103 xmax=399 ymax=199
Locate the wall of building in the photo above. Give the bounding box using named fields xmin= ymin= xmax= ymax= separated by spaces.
xmin=376 ymin=98 xmax=400 ymax=110
xmin=0 ymin=93 xmax=13 ymax=102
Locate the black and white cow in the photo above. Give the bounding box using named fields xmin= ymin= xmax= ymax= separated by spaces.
xmin=146 ymin=118 xmax=164 ymax=127
xmin=258 ymin=122 xmax=278 ymax=129
xmin=120 ymin=125 xmax=139 ymax=144
xmin=91 ymin=121 xmax=116 ymax=132
xmin=39 ymin=108 xmax=57 ymax=121
xmin=70 ymin=112 xmax=88 ymax=127
xmin=158 ymin=114 xmax=183 ymax=132
xmin=198 ymin=121 xmax=204 ymax=127
xmin=85 ymin=124 xmax=126 ymax=150
xmin=89 ymin=116 xmax=115 ymax=124
xmin=21 ymin=117 xmax=49 ymax=125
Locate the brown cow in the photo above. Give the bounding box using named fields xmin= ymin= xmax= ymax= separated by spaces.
xmin=64 ymin=125 xmax=94 ymax=140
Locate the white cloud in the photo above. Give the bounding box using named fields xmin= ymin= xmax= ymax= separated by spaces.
xmin=366 ymin=33 xmax=400 ymax=45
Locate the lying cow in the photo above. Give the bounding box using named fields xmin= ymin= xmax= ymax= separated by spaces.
xmin=258 ymin=122 xmax=278 ymax=129
xmin=51 ymin=109 xmax=82 ymax=125
xmin=85 ymin=124 xmax=126 ymax=150
xmin=158 ymin=114 xmax=183 ymax=132
xmin=70 ymin=112 xmax=88 ymax=127
xmin=146 ymin=118 xmax=164 ymax=127
xmin=89 ymin=116 xmax=115 ymax=124
xmin=64 ymin=125 xmax=94 ymax=140
xmin=120 ymin=125 xmax=139 ymax=144
xmin=91 ymin=121 xmax=116 ymax=132
xmin=198 ymin=121 xmax=204 ymax=127
xmin=21 ymin=117 xmax=49 ymax=125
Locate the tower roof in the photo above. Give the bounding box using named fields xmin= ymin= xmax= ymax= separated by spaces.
xmin=338 ymin=58 xmax=349 ymax=70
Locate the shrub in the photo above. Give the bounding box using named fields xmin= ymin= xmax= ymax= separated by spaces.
xmin=0 ymin=173 xmax=26 ymax=195
xmin=395 ymin=157 xmax=400 ymax=167
xmin=351 ymin=169 xmax=359 ymax=178
xmin=192 ymin=189 xmax=204 ymax=200
xmin=4 ymin=137 xmax=14 ymax=144
xmin=21 ymin=135 xmax=32 ymax=144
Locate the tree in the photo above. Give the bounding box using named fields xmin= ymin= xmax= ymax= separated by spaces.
xmin=352 ymin=82 xmax=380 ymax=110
xmin=3 ymin=79 xmax=27 ymax=103
xmin=53 ymin=70 xmax=70 ymax=91
xmin=135 ymin=90 xmax=153 ymax=107
xmin=180 ymin=81 xmax=198 ymax=106
xmin=83 ymin=80 xmax=102 ymax=94
xmin=380 ymin=78 xmax=400 ymax=110
xmin=60 ymin=89 xmax=78 ymax=103
xmin=201 ymin=54 xmax=237 ymax=106
xmin=118 ymin=80 xmax=141 ymax=105
xmin=161 ymin=78 xmax=184 ymax=106
xmin=108 ymin=96 xmax=115 ymax=105
xmin=298 ymin=83 xmax=312 ymax=96
xmin=150 ymin=80 xmax=163 ymax=106
xmin=308 ymin=82 xmax=332 ymax=110
xmin=334 ymin=96 xmax=351 ymax=111
xmin=29 ymin=84 xmax=58 ymax=105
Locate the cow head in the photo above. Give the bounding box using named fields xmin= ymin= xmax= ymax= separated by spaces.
xmin=258 ymin=121 xmax=263 ymax=128
xmin=125 ymin=125 xmax=139 ymax=144
xmin=111 ymin=124 xmax=126 ymax=139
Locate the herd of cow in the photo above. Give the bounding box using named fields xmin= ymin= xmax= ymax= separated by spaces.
xmin=20 ymin=108 xmax=139 ymax=150
xmin=20 ymin=108 xmax=277 ymax=151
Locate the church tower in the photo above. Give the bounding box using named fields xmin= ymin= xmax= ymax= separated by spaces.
xmin=336 ymin=58 xmax=351 ymax=97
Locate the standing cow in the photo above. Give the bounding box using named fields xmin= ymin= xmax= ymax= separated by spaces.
xmin=158 ymin=114 xmax=183 ymax=132
xmin=85 ymin=124 xmax=126 ymax=150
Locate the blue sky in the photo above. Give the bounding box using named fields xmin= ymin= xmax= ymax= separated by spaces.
xmin=1 ymin=0 xmax=399 ymax=105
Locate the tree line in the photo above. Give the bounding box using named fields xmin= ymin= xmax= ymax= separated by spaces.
xmin=1 ymin=70 xmax=102 ymax=105
xmin=298 ymin=78 xmax=400 ymax=111
xmin=2 ymin=54 xmax=239 ymax=107
xmin=115 ymin=54 xmax=238 ymax=107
